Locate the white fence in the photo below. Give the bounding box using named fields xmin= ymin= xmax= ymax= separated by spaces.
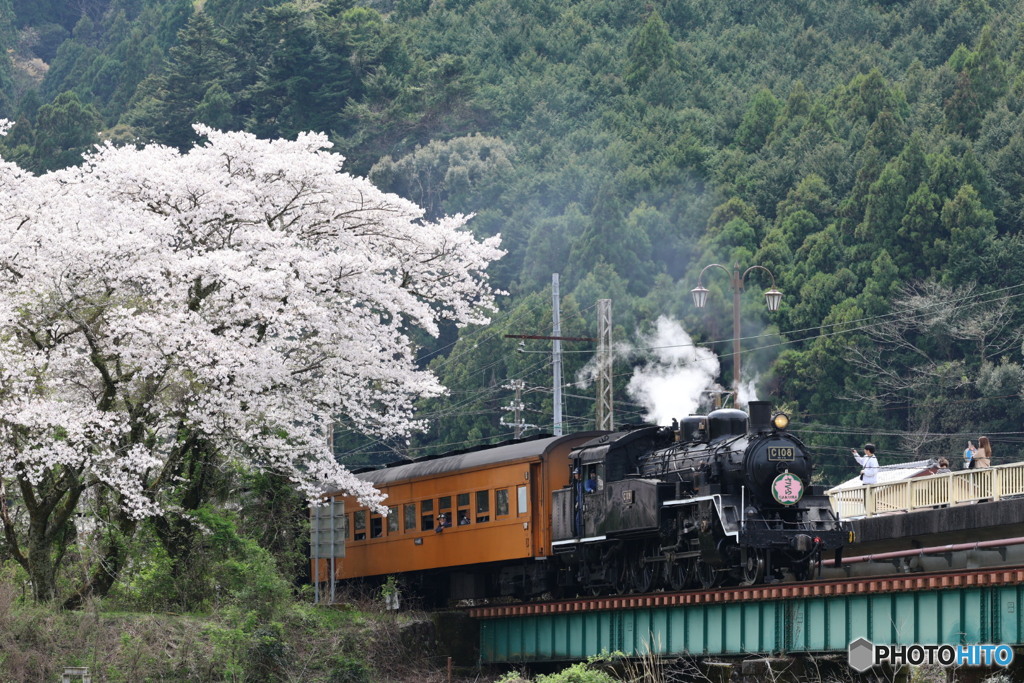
xmin=829 ymin=461 xmax=1024 ymax=519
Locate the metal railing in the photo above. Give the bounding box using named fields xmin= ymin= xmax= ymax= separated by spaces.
xmin=829 ymin=461 xmax=1024 ymax=519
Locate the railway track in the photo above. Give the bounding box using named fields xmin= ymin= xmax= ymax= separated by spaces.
xmin=468 ymin=564 xmax=1024 ymax=618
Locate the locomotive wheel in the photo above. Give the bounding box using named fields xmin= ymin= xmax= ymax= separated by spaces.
xmin=695 ymin=559 xmax=721 ymax=590
xmin=667 ymin=559 xmax=692 ymax=591
xmin=794 ymin=555 xmax=820 ymax=581
xmin=630 ymin=556 xmax=658 ymax=593
xmin=586 ymin=565 xmax=606 ymax=596
xmin=582 ymin=562 xmax=602 ymax=596
xmin=611 ymin=556 xmax=630 ymax=595
xmin=740 ymin=549 xmax=765 ymax=586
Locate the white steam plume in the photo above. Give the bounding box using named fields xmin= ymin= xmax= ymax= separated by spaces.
xmin=625 ymin=316 xmax=723 ymax=425
xmin=736 ymin=376 xmax=760 ymax=408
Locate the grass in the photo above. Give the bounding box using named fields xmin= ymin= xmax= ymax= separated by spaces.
xmin=0 ymin=579 xmax=470 ymax=682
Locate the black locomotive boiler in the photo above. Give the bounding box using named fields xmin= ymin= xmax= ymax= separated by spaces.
xmin=550 ymin=401 xmax=846 ymax=594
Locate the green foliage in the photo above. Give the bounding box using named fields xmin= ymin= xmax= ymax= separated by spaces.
xmin=0 ymin=582 xmax=394 ymax=682
xmin=328 ymin=655 xmax=372 ymax=683
xmin=369 ymin=133 xmax=515 ymax=220
xmin=736 ymin=88 xmax=781 ymax=151
xmin=380 ymin=575 xmax=399 ymax=605
xmin=497 ymin=652 xmax=622 ymax=682
xmin=125 ymin=12 xmax=235 ymax=148
xmin=624 ymin=11 xmax=673 ymax=91
xmin=15 ymin=90 xmax=101 ymax=171
xmin=112 ymin=506 xmax=293 ymax=618
xmin=12 ymin=0 xmax=1024 ymax=549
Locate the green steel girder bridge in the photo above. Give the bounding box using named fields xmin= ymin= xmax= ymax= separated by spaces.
xmin=471 ymin=567 xmax=1024 ymax=664
xmin=470 ymin=483 xmax=1024 ymax=665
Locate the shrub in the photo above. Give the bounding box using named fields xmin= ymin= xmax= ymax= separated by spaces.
xmin=110 ymin=506 xmax=292 ymax=618
xmin=328 ymin=654 xmax=372 ymax=683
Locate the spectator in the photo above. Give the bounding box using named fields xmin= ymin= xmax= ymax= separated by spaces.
xmin=435 ymin=513 xmax=451 ymax=533
xmin=851 ymin=443 xmax=879 ymax=485
xmin=936 ymin=458 xmax=951 ymax=474
xmin=963 ymin=440 xmax=976 ymax=469
xmin=974 ymin=436 xmax=992 ymax=468
xmin=458 ymin=512 xmax=470 ymax=525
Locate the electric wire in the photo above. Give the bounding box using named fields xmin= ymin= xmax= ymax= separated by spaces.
xmin=342 ymin=282 xmax=1024 ymax=462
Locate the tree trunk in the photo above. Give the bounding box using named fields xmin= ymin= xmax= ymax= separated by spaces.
xmin=10 ymin=468 xmax=86 ymax=605
xmin=63 ymin=512 xmax=137 ymax=610
xmin=25 ymin=517 xmax=59 ymax=603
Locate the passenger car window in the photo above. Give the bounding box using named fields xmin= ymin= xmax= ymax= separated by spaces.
xmin=353 ymin=510 xmax=366 ymax=541
xmin=517 ymin=485 xmax=528 ymax=514
xmin=457 ymin=493 xmax=471 ymax=525
xmin=420 ymin=500 xmax=435 ymax=531
xmin=496 ymin=489 xmax=509 ymax=517
xmin=370 ymin=517 xmax=382 ymax=538
xmin=387 ymin=506 xmax=399 ymax=533
xmin=404 ymin=503 xmax=416 ymax=532
xmin=476 ymin=490 xmax=490 ymax=523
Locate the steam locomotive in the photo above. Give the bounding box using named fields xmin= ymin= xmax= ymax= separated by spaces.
xmin=316 ymin=401 xmax=846 ymax=604
xmin=550 ymin=401 xmax=847 ymax=593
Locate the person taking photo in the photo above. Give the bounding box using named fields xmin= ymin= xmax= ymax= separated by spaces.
xmin=851 ymin=443 xmax=879 ymax=485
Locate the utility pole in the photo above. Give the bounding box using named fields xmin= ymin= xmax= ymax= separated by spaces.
xmin=511 ymin=379 xmax=524 ymax=439
xmin=500 ymin=379 xmax=534 ymax=438
xmin=552 ymin=274 xmax=563 ymax=436
xmin=505 ymin=274 xmax=595 ymax=435
xmin=596 ymin=299 xmax=613 ymax=431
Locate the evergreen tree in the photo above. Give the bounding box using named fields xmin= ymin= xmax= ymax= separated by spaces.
xmin=235 ymin=3 xmax=330 ymax=139
xmin=736 ymin=88 xmax=780 ymax=152
xmin=31 ymin=90 xmax=101 ymax=171
xmin=938 ymin=184 xmax=997 ymax=286
xmin=624 ymin=11 xmax=673 ymax=91
xmin=124 ymin=12 xmax=236 ymax=148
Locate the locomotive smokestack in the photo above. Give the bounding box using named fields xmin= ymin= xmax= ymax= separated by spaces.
xmin=748 ymin=401 xmax=772 ymax=433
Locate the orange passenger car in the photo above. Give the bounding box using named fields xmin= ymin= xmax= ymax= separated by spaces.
xmin=313 ymin=432 xmax=601 ymax=604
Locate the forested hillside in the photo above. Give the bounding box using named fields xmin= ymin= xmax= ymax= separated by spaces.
xmin=4 ymin=0 xmax=1024 ymax=486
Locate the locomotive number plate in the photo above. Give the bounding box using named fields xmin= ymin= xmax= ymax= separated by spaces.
xmin=767 ymin=447 xmax=795 ymax=461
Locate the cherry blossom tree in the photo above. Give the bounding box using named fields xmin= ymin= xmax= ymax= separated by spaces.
xmin=0 ymin=124 xmax=503 ymax=603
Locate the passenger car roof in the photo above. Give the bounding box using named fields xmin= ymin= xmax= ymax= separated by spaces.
xmin=352 ymin=432 xmax=604 ymax=486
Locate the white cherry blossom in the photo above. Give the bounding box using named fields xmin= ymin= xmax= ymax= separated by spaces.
xmin=0 ymin=125 xmax=503 ymax=521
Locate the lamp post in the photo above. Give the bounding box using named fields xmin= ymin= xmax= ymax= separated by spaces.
xmin=690 ymin=263 xmax=782 ymax=393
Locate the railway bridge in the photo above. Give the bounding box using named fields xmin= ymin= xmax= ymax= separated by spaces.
xmin=470 ymin=471 xmax=1024 ymax=670
xmin=472 ymin=567 xmax=1024 ymax=667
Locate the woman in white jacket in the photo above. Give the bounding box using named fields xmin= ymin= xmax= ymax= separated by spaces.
xmin=851 ymin=443 xmax=879 ymax=485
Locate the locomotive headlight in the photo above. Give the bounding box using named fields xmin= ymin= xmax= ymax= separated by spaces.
xmin=772 ymin=413 xmax=790 ymax=430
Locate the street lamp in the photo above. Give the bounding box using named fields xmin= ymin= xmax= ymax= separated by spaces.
xmin=690 ymin=263 xmax=782 ymax=393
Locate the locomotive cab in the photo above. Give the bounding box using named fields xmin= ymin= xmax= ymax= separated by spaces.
xmin=552 ymin=426 xmax=676 ymax=542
